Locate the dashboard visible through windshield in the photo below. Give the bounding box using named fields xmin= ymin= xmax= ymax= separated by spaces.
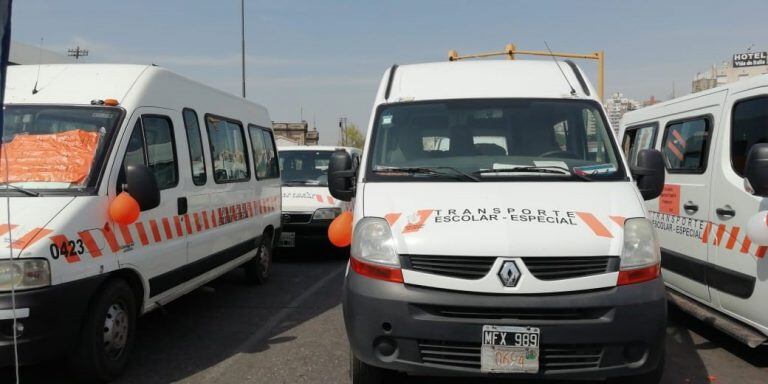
xmin=279 ymin=150 xmax=335 ymax=187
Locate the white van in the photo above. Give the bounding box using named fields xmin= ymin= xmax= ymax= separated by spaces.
xmin=620 ymin=74 xmax=768 ymax=347
xmin=277 ymin=146 xmax=360 ymax=249
xmin=0 ymin=64 xmax=281 ymax=380
xmin=329 ymin=60 xmax=668 ymax=383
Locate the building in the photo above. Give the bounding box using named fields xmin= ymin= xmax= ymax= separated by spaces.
xmin=692 ymin=50 xmax=768 ymax=92
xmin=271 ymin=120 xmax=319 ymax=146
xmin=10 ymin=40 xmax=74 ymax=65
xmin=604 ymin=92 xmax=641 ymax=134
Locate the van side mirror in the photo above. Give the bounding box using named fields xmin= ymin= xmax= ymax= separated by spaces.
xmin=125 ymin=164 xmax=160 ymax=211
xmin=328 ymin=150 xmax=355 ymax=202
xmin=745 ymin=143 xmax=768 ymax=197
xmin=631 ymin=149 xmax=665 ymax=201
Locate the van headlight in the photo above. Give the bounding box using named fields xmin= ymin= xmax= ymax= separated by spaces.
xmin=0 ymin=259 xmax=51 ymax=292
xmin=352 ymin=218 xmax=399 ymax=266
xmin=313 ymin=208 xmax=342 ymax=221
xmin=618 ymin=218 xmax=661 ymax=285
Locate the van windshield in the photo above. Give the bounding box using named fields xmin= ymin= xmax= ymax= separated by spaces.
xmin=367 ymin=99 xmax=625 ymax=182
xmin=279 ymin=150 xmax=334 ymax=187
xmin=0 ymin=105 xmax=122 ymax=193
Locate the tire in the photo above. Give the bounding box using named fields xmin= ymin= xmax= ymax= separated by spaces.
xmin=350 ymin=354 xmax=391 ymax=384
xmin=69 ymin=279 xmax=137 ymax=383
xmin=245 ymin=233 xmax=273 ymax=284
xmin=610 ymin=349 xmax=665 ymax=384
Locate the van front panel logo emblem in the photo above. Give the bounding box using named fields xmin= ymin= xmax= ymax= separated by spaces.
xmin=498 ymin=261 xmax=521 ymax=287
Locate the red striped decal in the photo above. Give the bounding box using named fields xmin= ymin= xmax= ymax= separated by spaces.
xmin=193 ymin=212 xmax=202 ymax=232
xmin=101 ymin=224 xmax=121 ymax=252
xmin=135 ymin=222 xmax=150 ymax=246
xmin=118 ymin=224 xmax=134 ymax=245
xmin=162 ymin=218 xmax=174 ymax=240
xmin=247 ymin=202 xmax=253 ymax=217
xmin=701 ymin=222 xmax=712 ymax=244
xmin=671 ymin=129 xmax=687 ymax=147
xmin=403 ymin=210 xmax=435 ymax=234
xmin=725 ymin=227 xmax=740 ymax=250
xmin=49 ymin=234 xmax=81 ymax=263
xmin=575 ymin=212 xmax=613 ymax=238
xmin=149 ymin=220 xmax=162 ymax=242
xmin=757 ymin=246 xmax=767 ymax=259
xmin=384 ymin=213 xmax=401 ymax=226
xmin=666 ymin=141 xmax=684 ymax=161
xmin=184 ymin=214 xmax=193 ymax=235
xmin=11 ymin=228 xmax=53 ymax=249
xmin=202 ymin=211 xmax=210 ymax=230
xmin=315 ymin=194 xmax=323 ymax=203
xmin=609 ymin=216 xmax=626 ymax=227
xmin=327 ymin=196 xmax=335 ymax=205
xmin=0 ymin=224 xmax=17 ymax=236
xmin=713 ymin=224 xmax=726 ymax=246
xmin=174 ymin=216 xmax=184 ymax=237
xmin=211 ymin=210 xmax=218 ymax=227
xmin=78 ymin=230 xmax=102 ymax=258
xmin=740 ymin=236 xmax=752 ymax=254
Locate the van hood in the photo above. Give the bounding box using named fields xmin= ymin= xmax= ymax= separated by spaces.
xmin=362 ymin=182 xmax=644 ymax=258
xmin=0 ymin=196 xmax=75 ymax=258
xmin=282 ymin=186 xmax=343 ymax=212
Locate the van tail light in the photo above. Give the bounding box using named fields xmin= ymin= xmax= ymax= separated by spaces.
xmin=617 ymin=264 xmax=660 ymax=286
xmin=350 ymin=257 xmax=404 ymax=283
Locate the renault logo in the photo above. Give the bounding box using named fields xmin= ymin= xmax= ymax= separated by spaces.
xmin=498 ymin=261 xmax=521 ymax=287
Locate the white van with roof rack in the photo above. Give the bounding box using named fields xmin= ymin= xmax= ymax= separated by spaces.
xmin=620 ymin=74 xmax=768 ymax=348
xmin=0 ymin=64 xmax=281 ymax=381
xmin=277 ymin=145 xmax=360 ymax=250
xmin=328 ymin=59 xmax=669 ymax=383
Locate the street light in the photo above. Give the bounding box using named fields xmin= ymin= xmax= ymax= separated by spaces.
xmin=241 ymin=0 xmax=246 ymax=98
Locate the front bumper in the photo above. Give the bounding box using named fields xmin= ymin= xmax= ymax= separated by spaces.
xmin=281 ymin=219 xmax=334 ymax=247
xmin=0 ymin=275 xmax=106 ymax=366
xmin=343 ymin=271 xmax=666 ymax=380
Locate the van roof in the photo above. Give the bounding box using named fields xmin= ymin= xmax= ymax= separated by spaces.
xmin=4 ymin=64 xmax=268 ymax=118
xmin=381 ymin=60 xmax=598 ymax=102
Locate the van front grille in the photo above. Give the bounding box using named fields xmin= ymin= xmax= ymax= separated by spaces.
xmin=403 ymin=255 xmax=497 ymax=279
xmin=282 ymin=213 xmax=312 ymax=224
xmin=413 ymin=304 xmax=610 ymax=322
xmin=522 ymin=256 xmax=619 ymax=280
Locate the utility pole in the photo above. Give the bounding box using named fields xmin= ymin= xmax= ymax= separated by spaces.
xmin=67 ymin=46 xmax=89 ymax=60
xmin=339 ymin=117 xmax=347 ymax=146
xmin=240 ymin=0 xmax=246 ymax=98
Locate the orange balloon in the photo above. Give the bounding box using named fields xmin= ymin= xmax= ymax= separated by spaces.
xmin=110 ymin=191 xmax=140 ymax=225
xmin=328 ymin=211 xmax=353 ymax=247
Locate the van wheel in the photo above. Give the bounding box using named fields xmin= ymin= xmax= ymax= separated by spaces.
xmin=69 ymin=279 xmax=137 ymax=382
xmin=245 ymin=234 xmax=272 ymax=284
xmin=350 ymin=354 xmax=391 ymax=384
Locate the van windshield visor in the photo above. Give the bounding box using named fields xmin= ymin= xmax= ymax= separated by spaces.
xmin=0 ymin=105 xmax=121 ymax=192
xmin=368 ymin=99 xmax=625 ymax=182
xmin=278 ymin=150 xmax=335 ymax=186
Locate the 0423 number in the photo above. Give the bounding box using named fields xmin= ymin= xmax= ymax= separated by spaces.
xmin=50 ymin=240 xmax=85 ymax=259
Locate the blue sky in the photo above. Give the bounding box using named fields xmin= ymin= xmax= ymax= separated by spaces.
xmin=10 ymin=0 xmax=768 ymax=144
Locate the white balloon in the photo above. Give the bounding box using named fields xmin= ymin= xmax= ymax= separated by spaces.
xmin=747 ymin=211 xmax=768 ymax=246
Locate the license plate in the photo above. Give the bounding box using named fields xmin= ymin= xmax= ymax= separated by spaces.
xmin=278 ymin=232 xmax=295 ymax=247
xmin=480 ymin=325 xmax=540 ymax=374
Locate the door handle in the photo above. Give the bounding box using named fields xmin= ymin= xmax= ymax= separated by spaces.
xmin=683 ymin=201 xmax=698 ymax=214
xmin=178 ymin=197 xmax=188 ymax=215
xmin=716 ymin=206 xmax=735 ymax=218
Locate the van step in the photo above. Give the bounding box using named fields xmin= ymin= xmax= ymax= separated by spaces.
xmin=667 ymin=289 xmax=768 ymax=348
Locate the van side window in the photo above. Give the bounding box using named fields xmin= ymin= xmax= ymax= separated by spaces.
xmin=205 ymin=115 xmax=250 ymax=183
xmin=260 ymin=128 xmax=280 ymax=178
xmin=120 ymin=115 xmax=179 ymax=190
xmin=248 ymin=125 xmax=268 ymax=179
xmin=662 ymin=118 xmax=710 ymax=173
xmin=622 ymin=124 xmax=657 ymax=167
xmin=732 ymin=96 xmax=768 ymax=176
xmin=182 ymin=109 xmax=207 ymax=186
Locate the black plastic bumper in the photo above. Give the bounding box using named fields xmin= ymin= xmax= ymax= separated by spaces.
xmin=0 ymin=274 xmax=106 ymax=366
xmin=281 ymin=220 xmax=333 ymax=246
xmin=343 ymin=271 xmax=666 ymax=380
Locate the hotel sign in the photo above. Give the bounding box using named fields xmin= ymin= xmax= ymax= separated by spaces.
xmin=733 ymin=51 xmax=768 ymax=68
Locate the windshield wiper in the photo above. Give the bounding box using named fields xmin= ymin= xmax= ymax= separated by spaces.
xmin=473 ymin=166 xmax=591 ymax=181
xmin=0 ymin=182 xmax=40 ymax=196
xmin=373 ymin=166 xmax=480 ymax=182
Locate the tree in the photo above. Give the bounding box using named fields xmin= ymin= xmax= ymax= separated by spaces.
xmin=339 ymin=123 xmax=365 ymax=149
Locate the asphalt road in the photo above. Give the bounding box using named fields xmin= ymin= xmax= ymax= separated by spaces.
xmin=4 ymin=249 xmax=768 ymax=384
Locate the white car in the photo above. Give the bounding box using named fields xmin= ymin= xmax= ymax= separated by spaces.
xmin=277 ymin=146 xmax=360 ymax=249
xmin=621 ymin=73 xmax=768 ymax=347
xmin=330 ymin=60 xmax=667 ymax=383
xmin=0 ymin=64 xmax=281 ymax=381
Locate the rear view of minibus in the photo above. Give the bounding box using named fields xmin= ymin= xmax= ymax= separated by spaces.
xmin=329 ymin=61 xmax=668 ymax=383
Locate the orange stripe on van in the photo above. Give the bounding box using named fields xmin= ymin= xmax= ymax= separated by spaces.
xmin=211 ymin=210 xmax=218 ymax=227
xmin=78 ymin=230 xmax=102 ymax=258
xmin=0 ymin=224 xmax=17 ymax=236
xmin=134 ymin=222 xmax=149 ymax=246
xmin=725 ymin=227 xmax=740 ymax=250
xmin=184 ymin=214 xmax=193 ymax=234
xmin=49 ymin=234 xmax=81 ymax=263
xmin=193 ymin=212 xmax=202 ymax=232
xmin=671 ymin=129 xmax=687 ymax=147
xmin=202 ymin=211 xmax=210 ymax=230
xmin=713 ymin=224 xmax=726 ymax=246
xmin=174 ymin=216 xmax=184 ymax=237
xmin=740 ymin=236 xmax=752 ymax=254
xmin=315 ymin=194 xmax=323 ymax=203
xmin=118 ymin=224 xmax=134 ymax=245
xmin=575 ymin=212 xmax=613 ymax=238
xmin=666 ymin=141 xmax=684 ymax=161
xmin=101 ymin=224 xmax=121 ymax=252
xmin=701 ymin=222 xmax=712 ymax=244
xmin=11 ymin=228 xmax=53 ymax=249
xmin=384 ymin=213 xmax=401 ymax=226
xmin=149 ymin=220 xmax=162 ymax=242
xmin=247 ymin=202 xmax=253 ymax=217
xmin=162 ymin=218 xmax=174 ymax=240
xmin=757 ymin=246 xmax=767 ymax=259
xmin=402 ymin=210 xmax=434 ymax=234
xmin=327 ymin=196 xmax=335 ymax=205
xmin=609 ymin=216 xmax=626 ymax=227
